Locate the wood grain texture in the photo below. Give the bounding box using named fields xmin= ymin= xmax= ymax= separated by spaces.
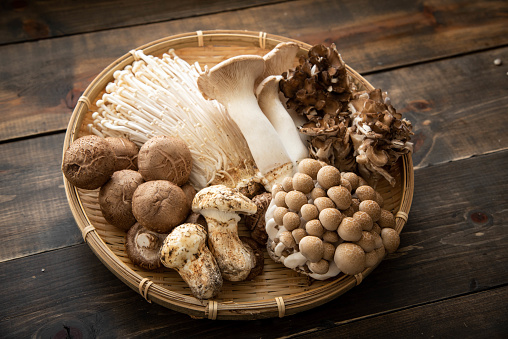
xmin=0 ymin=0 xmax=507 ymax=141
xmin=1 ymin=150 xmax=506 ymax=337
xmin=0 ymin=133 xmax=81 ymax=262
xmin=0 ymin=0 xmax=283 ymax=45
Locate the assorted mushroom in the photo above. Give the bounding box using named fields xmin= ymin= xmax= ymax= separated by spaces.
xmin=62 ymin=41 xmax=411 ymax=301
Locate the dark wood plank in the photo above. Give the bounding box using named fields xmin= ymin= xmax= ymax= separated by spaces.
xmin=363 ymin=46 xmax=508 ymax=169
xmin=1 ymin=150 xmax=506 ymax=337
xmin=0 ymin=0 xmax=283 ymax=45
xmin=298 ymin=286 xmax=508 ymax=338
xmin=0 ymin=133 xmax=81 ymax=262
xmin=1 ymin=0 xmax=507 ymax=141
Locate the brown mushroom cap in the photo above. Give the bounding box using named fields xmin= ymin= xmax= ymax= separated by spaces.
xmin=327 ymin=185 xmax=352 ymax=210
xmin=308 ymin=259 xmax=329 ymax=274
xmin=341 ymin=172 xmax=360 ymax=191
xmin=292 ymin=172 xmax=314 ymax=194
xmin=137 ymin=135 xmax=192 ymax=185
xmin=378 ymin=209 xmax=396 ymax=228
xmin=285 ymin=190 xmax=308 ymax=211
xmin=105 ymin=137 xmax=139 ymax=171
xmin=301 ymin=203 xmax=319 ymax=222
xmin=125 ymin=222 xmax=166 ymax=270
xmin=62 ymin=135 xmax=116 ymax=190
xmin=381 ymin=228 xmax=400 ymax=253
xmin=319 ymin=208 xmax=343 ymax=231
xmin=353 ymin=210 xmax=374 ymax=231
xmin=99 ymin=170 xmax=144 ymax=231
xmin=297 ymin=158 xmax=323 ymax=179
xmin=359 ymin=200 xmax=381 ymax=222
xmin=181 ymin=183 xmax=197 ymax=206
xmin=317 ymin=165 xmax=342 ymax=189
xmin=337 ymin=217 xmax=363 ymax=242
xmin=283 ymin=211 xmax=301 ymax=231
xmin=355 ymin=185 xmax=377 ymax=201
xmin=334 ymin=242 xmax=366 ymax=275
xmin=299 ymin=236 xmax=324 ymax=263
xmin=132 ymin=180 xmax=190 ymax=233
xmin=243 ymin=192 xmax=272 ymax=245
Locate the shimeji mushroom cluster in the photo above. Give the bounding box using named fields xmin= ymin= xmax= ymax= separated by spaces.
xmin=265 ymin=158 xmax=400 ymax=279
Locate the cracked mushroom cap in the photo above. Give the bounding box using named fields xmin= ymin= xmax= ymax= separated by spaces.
xmin=62 ymin=135 xmax=116 ymax=190
xmin=105 ymin=137 xmax=139 ymax=171
xmin=137 ymin=135 xmax=192 ymax=185
xmin=192 ymin=185 xmax=257 ymax=215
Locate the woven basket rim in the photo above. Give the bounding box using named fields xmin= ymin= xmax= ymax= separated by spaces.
xmin=62 ymin=29 xmax=414 ymax=320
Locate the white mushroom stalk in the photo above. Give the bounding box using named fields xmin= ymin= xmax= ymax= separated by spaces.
xmin=256 ymin=75 xmax=309 ymax=167
xmin=89 ymin=49 xmax=256 ymax=189
xmin=197 ymin=55 xmax=294 ymax=191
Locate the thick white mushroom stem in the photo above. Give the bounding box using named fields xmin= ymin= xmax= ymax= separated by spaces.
xmin=160 ymin=223 xmax=223 ymax=300
xmin=256 ymin=75 xmax=309 ymax=167
xmin=192 ymin=185 xmax=258 ymax=281
xmin=197 ymin=55 xmax=293 ymax=190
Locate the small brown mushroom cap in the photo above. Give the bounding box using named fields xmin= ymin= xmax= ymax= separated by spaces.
xmin=316 ymin=165 xmax=342 ymax=189
xmin=274 ymin=191 xmax=288 ymax=208
xmin=322 ymin=242 xmax=336 ymax=261
xmin=281 ymin=176 xmax=293 ymax=192
xmin=273 ymin=206 xmax=289 ymax=225
xmin=278 ymin=231 xmax=296 ymax=248
xmin=137 ymin=135 xmax=192 ymax=185
xmin=319 ymin=208 xmax=343 ymax=231
xmin=334 ymin=242 xmax=366 ymax=275
xmin=313 ymin=196 xmax=335 ymax=212
xmin=305 ymin=219 xmax=325 ymax=237
xmin=308 ymin=259 xmax=329 ymax=274
xmin=285 ymin=190 xmax=308 ymax=211
xmin=310 ymin=187 xmax=327 ymax=201
xmin=381 ymin=228 xmax=400 ymax=253
xmin=62 ymin=135 xmax=116 ymax=190
xmin=353 ymin=210 xmax=374 ymax=231
xmin=105 ymin=137 xmax=139 ymax=171
xmin=365 ymin=250 xmax=379 ymax=268
xmin=337 ymin=217 xmax=363 ymax=242
xmin=327 ymin=185 xmax=352 ymax=210
xmin=355 ymin=185 xmax=377 ymax=201
xmin=341 ymin=172 xmax=360 ymax=191
xmin=378 ymin=209 xmax=396 ymax=228
xmin=132 ymin=180 xmax=190 ymax=233
xmin=355 ymin=231 xmax=377 ymax=252
xmin=301 ymin=203 xmax=319 ymax=221
xmin=322 ymin=230 xmax=340 ymax=243
xmin=292 ymin=172 xmax=314 ymax=194
xmin=359 ymin=200 xmax=381 ymax=222
xmin=99 ymin=170 xmax=144 ymax=231
xmin=297 ymin=158 xmax=323 ymax=179
xmin=283 ymin=211 xmax=301 ymax=231
xmin=292 ymin=228 xmax=307 ymax=244
xmin=125 ymin=222 xmax=166 ymax=270
xmin=181 ymin=183 xmax=197 ymax=206
xmin=299 ymin=236 xmax=324 ymax=263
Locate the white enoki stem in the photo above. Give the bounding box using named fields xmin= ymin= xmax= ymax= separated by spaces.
xmin=89 ymin=49 xmax=255 ymax=189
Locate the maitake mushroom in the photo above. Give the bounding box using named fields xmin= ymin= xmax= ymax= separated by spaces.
xmin=279 ymin=44 xmax=413 ymax=186
xmin=265 ymin=158 xmax=401 ymax=279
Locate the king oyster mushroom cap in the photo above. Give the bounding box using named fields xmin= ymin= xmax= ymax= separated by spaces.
xmin=256 ymin=75 xmax=309 ymax=167
xmin=160 ymin=223 xmax=223 ymax=300
xmin=192 ymin=185 xmax=258 ymax=281
xmin=255 ymin=41 xmax=300 ymax=88
xmin=197 ymin=55 xmax=293 ymax=191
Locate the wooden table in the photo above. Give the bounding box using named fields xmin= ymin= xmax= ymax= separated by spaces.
xmin=1 ymin=0 xmax=507 ymax=337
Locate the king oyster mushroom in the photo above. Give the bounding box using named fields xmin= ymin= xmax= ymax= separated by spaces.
xmin=160 ymin=223 xmax=223 ymax=300
xmin=197 ymin=55 xmax=294 ymax=191
xmin=192 ymin=185 xmax=258 ymax=281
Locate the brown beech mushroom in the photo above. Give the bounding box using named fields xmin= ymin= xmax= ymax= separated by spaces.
xmin=334 ymin=242 xmax=366 ymax=275
xmin=105 ymin=137 xmax=139 ymax=171
xmin=62 ymin=135 xmax=116 ymax=190
xmin=381 ymin=228 xmax=400 ymax=253
xmin=192 ymin=185 xmax=257 ymax=281
xmin=137 ymin=135 xmax=192 ymax=185
xmin=99 ymin=169 xmax=144 ymax=231
xmin=132 ymin=180 xmax=190 ymax=233
xmin=160 ymin=223 xmax=223 ymax=300
xmin=125 ymin=222 xmax=166 ymax=270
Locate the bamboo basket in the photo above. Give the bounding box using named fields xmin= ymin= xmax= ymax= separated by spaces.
xmin=62 ymin=30 xmax=414 ymax=320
